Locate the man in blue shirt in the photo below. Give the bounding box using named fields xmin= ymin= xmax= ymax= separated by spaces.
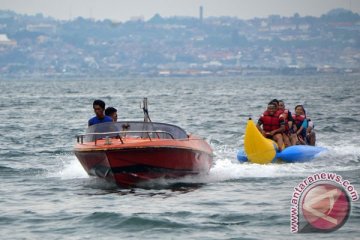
xmin=88 ymin=99 xmax=113 ymax=126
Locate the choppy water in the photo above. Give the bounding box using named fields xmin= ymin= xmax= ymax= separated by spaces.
xmin=1 ymin=75 xmax=359 ymax=239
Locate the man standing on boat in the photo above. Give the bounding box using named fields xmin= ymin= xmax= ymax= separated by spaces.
xmin=88 ymin=99 xmax=113 ymax=126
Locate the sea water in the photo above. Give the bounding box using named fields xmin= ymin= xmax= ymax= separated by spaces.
xmin=0 ymin=76 xmax=359 ymax=239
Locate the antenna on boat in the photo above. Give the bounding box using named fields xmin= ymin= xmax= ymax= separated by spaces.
xmin=141 ymin=97 xmax=152 ymax=123
xmin=140 ymin=98 xmax=160 ymax=138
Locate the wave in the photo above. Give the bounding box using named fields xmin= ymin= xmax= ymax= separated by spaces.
xmin=338 ymin=117 xmax=359 ymax=124
xmin=0 ymin=165 xmax=46 ymax=177
xmin=320 ymin=126 xmax=341 ymax=133
xmin=0 ymin=165 xmax=17 ymax=175
xmin=43 ymin=139 xmax=360 ymax=189
xmin=205 ymin=140 xmax=360 ymax=180
xmin=80 ymin=212 xmax=189 ymax=230
xmin=46 ymin=153 xmax=88 ymax=180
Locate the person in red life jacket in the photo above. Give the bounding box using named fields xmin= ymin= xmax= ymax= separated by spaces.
xmin=269 ymin=99 xmax=281 ymax=115
xmin=294 ymin=105 xmax=316 ymax=146
xmin=291 ymin=105 xmax=307 ymax=145
xmin=278 ymin=100 xmax=295 ymax=147
xmin=256 ymin=102 xmax=285 ymax=150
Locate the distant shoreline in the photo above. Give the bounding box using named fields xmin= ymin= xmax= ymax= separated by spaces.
xmin=1 ymin=70 xmax=359 ymax=81
xmin=1 ymin=9 xmax=359 ymax=79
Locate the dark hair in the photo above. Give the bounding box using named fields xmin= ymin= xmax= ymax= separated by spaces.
xmin=105 ymin=107 xmax=117 ymax=116
xmin=267 ymin=103 xmax=276 ymax=108
xmin=279 ymin=100 xmax=284 ymax=104
xmin=295 ymin=104 xmax=306 ymax=116
xmin=93 ymin=99 xmax=105 ymax=109
xmin=270 ymin=99 xmax=279 ymax=105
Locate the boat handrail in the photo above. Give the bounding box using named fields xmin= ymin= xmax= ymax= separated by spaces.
xmin=76 ymin=130 xmax=177 ymax=144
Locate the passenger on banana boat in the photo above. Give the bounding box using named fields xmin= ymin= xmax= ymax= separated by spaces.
xmin=278 ymin=100 xmax=296 ymax=147
xmin=256 ymin=101 xmax=285 ymax=151
xmin=257 ymin=100 xmax=316 ymax=151
xmin=291 ymin=105 xmax=316 ymax=146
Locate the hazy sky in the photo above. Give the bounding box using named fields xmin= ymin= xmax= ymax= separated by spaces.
xmin=1 ymin=0 xmax=359 ymax=21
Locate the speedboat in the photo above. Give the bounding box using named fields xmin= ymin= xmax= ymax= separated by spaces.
xmin=237 ymin=119 xmax=326 ymax=164
xmin=74 ymin=98 xmax=213 ymax=188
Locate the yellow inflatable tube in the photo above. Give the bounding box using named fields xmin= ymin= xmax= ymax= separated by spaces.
xmin=244 ymin=119 xmax=278 ymax=164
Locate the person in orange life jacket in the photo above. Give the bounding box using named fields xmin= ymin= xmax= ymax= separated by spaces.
xmin=256 ymin=102 xmax=285 ymax=150
xmin=278 ymin=100 xmax=295 ymax=147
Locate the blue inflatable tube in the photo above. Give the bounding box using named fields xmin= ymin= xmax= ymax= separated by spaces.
xmin=276 ymin=145 xmax=326 ymax=162
xmin=237 ymin=145 xmax=326 ymax=163
xmin=237 ymin=150 xmax=248 ymax=162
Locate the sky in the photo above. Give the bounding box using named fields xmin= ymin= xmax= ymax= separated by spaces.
xmin=1 ymin=0 xmax=359 ymax=21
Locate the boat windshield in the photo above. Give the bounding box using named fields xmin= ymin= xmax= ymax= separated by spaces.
xmin=83 ymin=121 xmax=188 ymax=142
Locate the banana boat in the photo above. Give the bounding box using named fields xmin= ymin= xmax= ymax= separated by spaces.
xmin=237 ymin=119 xmax=326 ymax=164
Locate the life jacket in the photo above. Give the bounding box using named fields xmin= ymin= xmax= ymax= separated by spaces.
xmin=261 ymin=111 xmax=281 ymax=132
xmin=292 ymin=114 xmax=306 ymax=129
xmin=279 ymin=109 xmax=290 ymax=131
